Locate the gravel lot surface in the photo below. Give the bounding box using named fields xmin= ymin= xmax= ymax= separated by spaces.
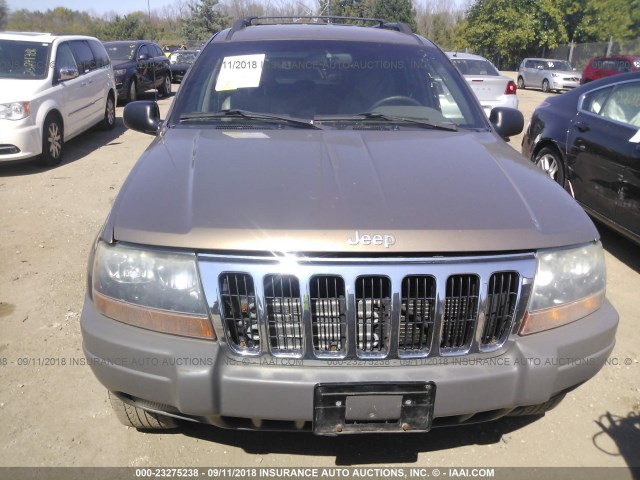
xmin=0 ymin=79 xmax=638 ymax=476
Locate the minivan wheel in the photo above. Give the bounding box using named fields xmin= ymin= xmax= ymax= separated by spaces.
xmin=542 ymin=79 xmax=551 ymax=93
xmin=517 ymin=76 xmax=525 ymax=89
xmin=36 ymin=114 xmax=63 ymax=166
xmin=101 ymin=95 xmax=116 ymax=130
xmin=535 ymin=147 xmax=565 ymax=187
xmin=108 ymin=391 xmax=179 ymax=430
xmin=159 ymin=74 xmax=171 ymax=97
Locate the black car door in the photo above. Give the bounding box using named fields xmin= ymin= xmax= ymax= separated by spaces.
xmin=567 ymin=81 xmax=640 ymax=228
xmin=136 ymin=44 xmax=152 ymax=89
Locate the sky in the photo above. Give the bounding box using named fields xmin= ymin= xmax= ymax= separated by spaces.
xmin=6 ymin=0 xmax=182 ymax=16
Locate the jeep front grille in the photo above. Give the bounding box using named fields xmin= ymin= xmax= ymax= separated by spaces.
xmin=201 ymin=254 xmax=535 ymax=360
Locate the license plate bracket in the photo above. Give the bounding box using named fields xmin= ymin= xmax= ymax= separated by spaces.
xmin=313 ymin=382 xmax=435 ymax=435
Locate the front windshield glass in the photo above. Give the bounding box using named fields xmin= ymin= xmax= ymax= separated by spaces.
xmin=0 ymin=40 xmax=51 ymax=79
xmin=171 ymin=40 xmax=486 ymax=129
xmin=450 ymin=58 xmax=499 ymax=76
xmin=172 ymin=52 xmax=197 ymax=64
xmin=545 ymin=60 xmax=572 ymax=71
xmin=105 ymin=43 xmax=136 ymax=62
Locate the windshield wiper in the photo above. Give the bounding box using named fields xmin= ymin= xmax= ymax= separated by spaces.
xmin=316 ymin=112 xmax=458 ymax=131
xmin=179 ymin=109 xmax=323 ymax=130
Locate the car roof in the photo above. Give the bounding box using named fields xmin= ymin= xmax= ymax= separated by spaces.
xmin=523 ymin=57 xmax=568 ymax=62
xmin=445 ymin=51 xmax=489 ymax=61
xmin=588 ymin=55 xmax=640 ymax=61
xmin=103 ymin=40 xmax=156 ymax=45
xmin=0 ymin=31 xmax=98 ymax=42
xmin=214 ymin=21 xmax=428 ymax=47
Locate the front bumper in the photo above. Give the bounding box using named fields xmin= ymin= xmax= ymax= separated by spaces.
xmin=0 ymin=119 xmax=42 ymax=161
xmin=81 ymin=296 xmax=618 ymax=429
xmin=551 ymin=78 xmax=579 ymax=91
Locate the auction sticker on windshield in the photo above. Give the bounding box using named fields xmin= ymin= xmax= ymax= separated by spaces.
xmin=215 ymin=54 xmax=265 ymax=91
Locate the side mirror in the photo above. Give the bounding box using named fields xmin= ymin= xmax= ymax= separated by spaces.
xmin=123 ymin=101 xmax=160 ymax=135
xmin=490 ymin=107 xmax=524 ymax=139
xmin=58 ymin=67 xmax=79 ymax=82
xmin=137 ymin=53 xmax=150 ymax=61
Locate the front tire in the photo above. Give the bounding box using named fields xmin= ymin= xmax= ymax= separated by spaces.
xmin=507 ymin=393 xmax=566 ymax=417
xmin=126 ymin=78 xmax=137 ymax=103
xmin=36 ymin=114 xmax=63 ymax=166
xmin=517 ymin=76 xmax=525 ymax=89
xmin=101 ymin=95 xmax=116 ymax=130
xmin=534 ymin=146 xmax=565 ymax=187
xmin=108 ymin=391 xmax=179 ymax=430
xmin=542 ymin=79 xmax=551 ymax=93
xmin=159 ymin=73 xmax=171 ymax=97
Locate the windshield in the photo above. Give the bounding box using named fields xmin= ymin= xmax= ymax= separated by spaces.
xmin=0 ymin=40 xmax=51 ymax=79
xmin=170 ymin=40 xmax=486 ymax=129
xmin=450 ymin=58 xmax=499 ymax=76
xmin=171 ymin=52 xmax=197 ymax=64
xmin=105 ymin=43 xmax=136 ymax=62
xmin=544 ymin=60 xmax=572 ymax=71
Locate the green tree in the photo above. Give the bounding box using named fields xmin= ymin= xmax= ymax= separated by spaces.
xmin=318 ymin=0 xmax=375 ymax=19
xmin=96 ymin=12 xmax=157 ymax=41
xmin=181 ymin=0 xmax=230 ymax=45
xmin=371 ymin=0 xmax=417 ymax=32
xmin=0 ymin=0 xmax=8 ymax=30
xmin=456 ymin=0 xmax=568 ymax=69
xmin=559 ymin=0 xmax=634 ymax=42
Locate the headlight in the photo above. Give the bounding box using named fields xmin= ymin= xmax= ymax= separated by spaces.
xmin=520 ymin=242 xmax=606 ymax=335
xmin=114 ymin=69 xmax=126 ymax=76
xmin=551 ymin=73 xmax=560 ymax=77
xmin=0 ymin=102 xmax=30 ymax=120
xmin=92 ymin=241 xmax=215 ymax=339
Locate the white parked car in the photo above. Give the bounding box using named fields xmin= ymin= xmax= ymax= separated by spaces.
xmin=446 ymin=52 xmax=518 ymax=115
xmin=0 ymin=32 xmax=116 ymax=166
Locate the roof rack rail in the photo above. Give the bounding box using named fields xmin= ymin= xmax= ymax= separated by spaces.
xmin=229 ymin=16 xmax=413 ymax=34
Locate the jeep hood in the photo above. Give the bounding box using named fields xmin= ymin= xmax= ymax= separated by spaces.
xmin=107 ymin=128 xmax=598 ymax=253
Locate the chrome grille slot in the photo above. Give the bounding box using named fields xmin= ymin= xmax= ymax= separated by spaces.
xmin=355 ymin=276 xmax=391 ymax=355
xmin=219 ymin=273 xmax=259 ymax=352
xmin=264 ymin=275 xmax=304 ymax=355
xmin=311 ymin=276 xmax=347 ymax=355
xmin=482 ymin=272 xmax=519 ymax=347
xmin=400 ymin=276 xmax=436 ymax=355
xmin=441 ymin=275 xmax=479 ymax=352
xmin=199 ymin=252 xmax=535 ymax=362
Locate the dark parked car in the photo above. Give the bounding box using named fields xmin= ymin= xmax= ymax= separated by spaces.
xmin=169 ymin=49 xmax=199 ymax=83
xmin=81 ymin=17 xmax=617 ymax=435
xmin=523 ymin=71 xmax=640 ymax=244
xmin=581 ymin=55 xmax=640 ymax=84
xmin=103 ymin=40 xmax=171 ymax=104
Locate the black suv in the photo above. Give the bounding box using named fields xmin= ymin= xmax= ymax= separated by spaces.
xmin=103 ymin=40 xmax=171 ymax=104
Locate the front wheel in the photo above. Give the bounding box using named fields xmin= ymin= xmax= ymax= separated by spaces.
xmin=542 ymin=79 xmax=551 ymax=93
xmin=159 ymin=74 xmax=171 ymax=97
xmin=126 ymin=78 xmax=137 ymax=103
xmin=534 ymin=147 xmax=565 ymax=187
xmin=517 ymin=76 xmax=525 ymax=89
xmin=101 ymin=95 xmax=116 ymax=130
xmin=108 ymin=391 xmax=179 ymax=430
xmin=36 ymin=115 xmax=63 ymax=166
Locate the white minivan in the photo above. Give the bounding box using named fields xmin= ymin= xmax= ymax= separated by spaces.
xmin=0 ymin=32 xmax=116 ymax=166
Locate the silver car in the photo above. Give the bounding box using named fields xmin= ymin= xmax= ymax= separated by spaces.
xmin=518 ymin=57 xmax=580 ymax=93
xmin=447 ymin=52 xmax=518 ymax=115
